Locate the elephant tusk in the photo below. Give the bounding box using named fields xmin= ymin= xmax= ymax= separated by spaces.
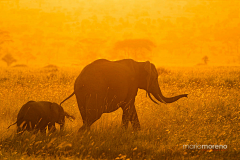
xmin=157 ymin=94 xmax=167 ymax=104
xmin=148 ymin=92 xmax=159 ymax=105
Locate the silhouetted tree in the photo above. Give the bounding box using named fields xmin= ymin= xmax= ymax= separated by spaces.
xmin=16 ymin=48 xmax=36 ymax=64
xmin=113 ymin=39 xmax=156 ymax=61
xmin=202 ymin=55 xmax=209 ymax=65
xmin=2 ymin=53 xmax=17 ymax=66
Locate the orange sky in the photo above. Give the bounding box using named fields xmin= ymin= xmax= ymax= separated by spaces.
xmin=0 ymin=0 xmax=239 ymax=67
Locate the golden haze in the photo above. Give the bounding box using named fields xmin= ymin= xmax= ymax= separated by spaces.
xmin=0 ymin=0 xmax=239 ymax=67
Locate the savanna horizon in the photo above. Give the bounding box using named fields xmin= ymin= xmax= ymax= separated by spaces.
xmin=0 ymin=65 xmax=239 ymax=159
xmin=1 ymin=0 xmax=240 ymax=67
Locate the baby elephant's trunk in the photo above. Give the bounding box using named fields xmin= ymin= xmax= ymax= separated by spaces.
xmin=65 ymin=112 xmax=75 ymax=121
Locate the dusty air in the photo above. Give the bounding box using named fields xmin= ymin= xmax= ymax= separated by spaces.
xmin=0 ymin=0 xmax=239 ymax=159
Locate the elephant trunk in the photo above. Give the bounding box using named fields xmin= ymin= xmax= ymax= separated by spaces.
xmin=151 ymin=85 xmax=188 ymax=104
xmin=65 ymin=112 xmax=75 ymax=121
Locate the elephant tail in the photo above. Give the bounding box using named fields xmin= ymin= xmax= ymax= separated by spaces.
xmin=7 ymin=121 xmax=17 ymax=129
xmin=60 ymin=92 xmax=75 ymax=106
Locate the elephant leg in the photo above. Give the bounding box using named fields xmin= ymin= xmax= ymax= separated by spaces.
xmin=129 ymin=106 xmax=141 ymax=131
xmin=39 ymin=128 xmax=46 ymax=134
xmin=60 ymin=123 xmax=65 ymax=131
xmin=38 ymin=124 xmax=47 ymax=134
xmin=121 ymin=103 xmax=141 ymax=131
xmin=79 ymin=106 xmax=87 ymax=126
xmin=17 ymin=126 xmax=25 ymax=135
xmin=78 ymin=108 xmax=102 ymax=132
xmin=48 ymin=123 xmax=56 ymax=132
xmin=17 ymin=127 xmax=22 ymax=134
xmin=77 ymin=106 xmax=89 ymax=132
xmin=121 ymin=101 xmax=134 ymax=129
xmin=122 ymin=109 xmax=130 ymax=129
xmin=26 ymin=121 xmax=35 ymax=132
xmin=76 ymin=95 xmax=88 ymax=132
xmin=78 ymin=96 xmax=102 ymax=132
xmin=32 ymin=129 xmax=39 ymax=134
xmin=78 ymin=124 xmax=88 ymax=132
xmin=17 ymin=121 xmax=27 ymax=134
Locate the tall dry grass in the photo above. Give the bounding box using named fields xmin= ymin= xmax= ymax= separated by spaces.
xmin=0 ymin=66 xmax=239 ymax=159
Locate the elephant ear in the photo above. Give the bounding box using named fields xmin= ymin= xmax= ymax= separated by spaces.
xmin=143 ymin=61 xmax=160 ymax=104
xmin=144 ymin=61 xmax=151 ymax=93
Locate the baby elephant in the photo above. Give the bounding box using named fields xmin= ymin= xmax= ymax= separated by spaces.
xmin=8 ymin=101 xmax=75 ymax=134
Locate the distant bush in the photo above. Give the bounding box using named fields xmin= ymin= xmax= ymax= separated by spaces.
xmin=196 ymin=55 xmax=209 ymax=66
xmin=2 ymin=53 xmax=17 ymax=66
xmin=202 ymin=55 xmax=209 ymax=65
xmin=43 ymin=64 xmax=58 ymax=69
xmin=43 ymin=64 xmax=59 ymax=72
xmin=12 ymin=64 xmax=28 ymax=68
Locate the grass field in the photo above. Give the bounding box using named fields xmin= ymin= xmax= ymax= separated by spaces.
xmin=0 ymin=65 xmax=239 ymax=159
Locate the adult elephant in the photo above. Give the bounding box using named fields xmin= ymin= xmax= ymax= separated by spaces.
xmin=8 ymin=101 xmax=75 ymax=134
xmin=60 ymin=59 xmax=188 ymax=131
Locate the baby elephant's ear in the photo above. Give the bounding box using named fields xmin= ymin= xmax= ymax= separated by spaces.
xmin=50 ymin=103 xmax=60 ymax=118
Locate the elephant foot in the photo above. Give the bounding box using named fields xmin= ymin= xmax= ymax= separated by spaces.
xmin=133 ymin=126 xmax=141 ymax=132
xmin=78 ymin=125 xmax=90 ymax=133
xmin=48 ymin=127 xmax=56 ymax=133
xmin=16 ymin=130 xmax=24 ymax=136
xmin=121 ymin=123 xmax=128 ymax=130
xmin=132 ymin=122 xmax=141 ymax=132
